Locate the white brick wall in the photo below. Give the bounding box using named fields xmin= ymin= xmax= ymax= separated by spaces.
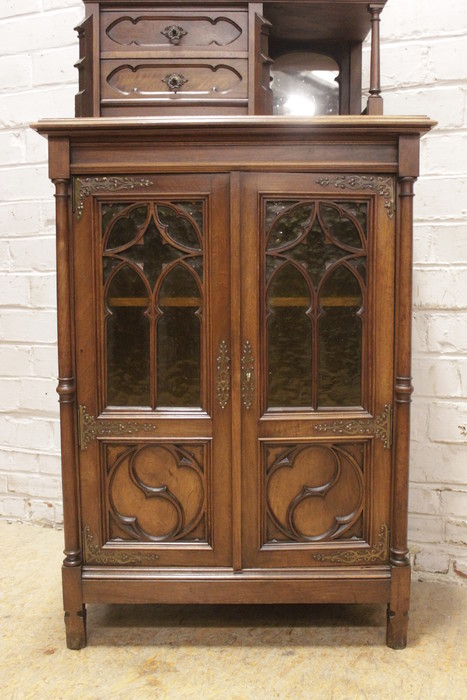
xmin=373 ymin=0 xmax=467 ymax=583
xmin=0 ymin=0 xmax=466 ymax=582
xmin=0 ymin=0 xmax=82 ymax=527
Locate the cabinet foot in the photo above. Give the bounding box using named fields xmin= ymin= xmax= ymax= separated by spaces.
xmin=386 ymin=564 xmax=410 ymax=649
xmin=65 ymin=606 xmax=87 ymax=650
xmin=62 ymin=564 xmax=86 ymax=649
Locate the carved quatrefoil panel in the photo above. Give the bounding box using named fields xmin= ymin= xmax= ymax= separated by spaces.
xmin=264 ymin=442 xmax=365 ymax=543
xmin=105 ymin=442 xmax=208 ymax=543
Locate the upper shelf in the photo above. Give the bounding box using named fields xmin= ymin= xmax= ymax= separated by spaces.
xmin=264 ymin=1 xmax=389 ymax=42
xmin=75 ymin=1 xmax=390 ymax=117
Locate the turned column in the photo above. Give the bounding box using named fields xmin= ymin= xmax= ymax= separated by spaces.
xmin=367 ymin=3 xmax=384 ymax=115
xmin=387 ymin=175 xmax=416 ymax=649
xmin=53 ymin=170 xmax=86 ymax=650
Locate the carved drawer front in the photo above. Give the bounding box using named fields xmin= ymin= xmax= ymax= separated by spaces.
xmin=101 ymin=9 xmax=248 ymax=53
xmin=101 ymin=59 xmax=248 ymax=102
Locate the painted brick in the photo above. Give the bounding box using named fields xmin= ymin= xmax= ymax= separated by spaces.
xmin=0 ymin=54 xmax=31 ymax=91
xmin=413 ymin=358 xmax=467 ymax=398
xmin=7 ymin=237 xmax=56 ymax=272
xmin=445 ymin=520 xmax=467 ymax=546
xmin=380 ymin=43 xmax=431 ymax=89
xmin=408 ymin=515 xmax=444 ymax=544
xmin=0 ymin=345 xmax=32 ymax=377
xmin=31 ymin=346 xmax=58 ymax=378
xmin=0 ymin=449 xmax=61 ymax=476
xmin=0 ymin=497 xmax=28 ymax=519
xmin=453 ymin=558 xmax=467 ymax=579
xmin=0 ymin=9 xmax=83 ymax=57
xmin=408 ymin=486 xmax=441 ymax=515
xmin=0 ymin=273 xmax=30 ymax=307
xmin=425 ymin=314 xmax=467 ymax=354
xmin=54 ymin=502 xmax=64 ymax=524
xmin=24 ymin=129 xmax=49 ymax=165
xmin=42 ymin=0 xmax=83 ymax=10
xmin=429 ymin=37 xmax=467 ymax=82
xmin=0 ymin=309 xmax=57 ymax=344
xmin=381 ymin=0 xmax=467 ymax=40
xmin=415 ymin=358 xmax=467 ymax=398
xmin=0 ymin=1 xmax=42 ymax=20
xmin=414 ymin=549 xmax=450 ymax=574
xmin=410 ymin=443 xmax=467 ymax=486
xmin=422 ymin=134 xmax=467 ymax=176
xmin=0 ymin=201 xmax=43 ymax=238
xmin=0 ymin=85 xmax=77 ymax=128
xmin=0 ymin=165 xmax=53 ymax=202
xmin=7 ymin=473 xmax=61 ymax=499
xmin=415 ymin=177 xmax=467 ymax=221
xmin=0 ymin=416 xmax=56 ymax=452
xmin=32 ymin=46 xmax=79 ymax=86
xmin=413 ymin=268 xmax=467 ymax=310
xmin=29 ymin=273 xmax=57 ymax=309
xmin=440 ymin=491 xmax=467 ymax=517
xmin=18 ymin=377 xmax=59 ymax=414
xmin=428 ymin=402 xmax=467 ymax=443
xmin=383 ymin=87 xmax=465 ymax=129
xmin=0 ymin=378 xmax=22 ymax=410
xmin=0 ymin=131 xmax=25 ymax=165
xmin=414 ymin=223 xmax=467 ymax=265
xmin=27 ymin=499 xmax=57 ymax=525
xmin=430 ymin=224 xmax=467 ymax=265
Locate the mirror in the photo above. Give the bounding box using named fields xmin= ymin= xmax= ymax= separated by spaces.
xmin=272 ymin=51 xmax=340 ymax=116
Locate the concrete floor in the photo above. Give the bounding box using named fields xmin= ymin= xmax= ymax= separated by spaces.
xmin=1 ymin=521 xmax=466 ymax=699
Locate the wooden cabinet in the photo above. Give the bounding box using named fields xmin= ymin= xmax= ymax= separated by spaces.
xmin=76 ymin=1 xmax=271 ymax=116
xmin=33 ymin=116 xmax=434 ymax=649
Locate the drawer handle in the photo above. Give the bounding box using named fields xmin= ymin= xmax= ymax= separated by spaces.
xmin=162 ymin=24 xmax=187 ymax=45
xmin=163 ymin=73 xmax=188 ymax=92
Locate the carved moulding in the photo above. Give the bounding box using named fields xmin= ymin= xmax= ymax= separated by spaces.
xmin=78 ymin=405 xmax=157 ymax=450
xmin=83 ymin=525 xmax=160 ymax=565
xmin=265 ymin=443 xmax=364 ymax=543
xmin=216 ymin=340 xmax=231 ymax=409
xmin=73 ymin=176 xmax=153 ymax=220
xmin=313 ymin=405 xmax=393 ymax=449
xmin=316 ymin=175 xmax=395 ymax=220
xmin=241 ymin=340 xmax=255 ymax=410
xmin=313 ymin=523 xmax=389 ymax=564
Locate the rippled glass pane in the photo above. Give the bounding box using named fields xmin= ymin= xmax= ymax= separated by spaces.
xmin=121 ymin=219 xmax=183 ymax=289
xmin=157 ymin=265 xmax=201 ymax=407
xmin=288 ymin=218 xmax=348 ymax=288
xmin=173 ymin=201 xmax=204 ymax=230
xmin=319 ymin=266 xmax=362 ymax=407
xmin=335 ymin=201 xmax=368 ymax=235
xmin=267 ymin=203 xmax=314 ymax=251
xmin=106 ymin=206 xmax=148 ymax=250
xmin=106 ymin=265 xmax=150 ymax=406
xmin=157 ymin=204 xmax=201 ymax=250
xmin=268 ymin=264 xmax=312 ymax=407
xmin=319 ymin=204 xmax=363 ymax=249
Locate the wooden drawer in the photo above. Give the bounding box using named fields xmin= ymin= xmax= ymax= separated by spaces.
xmin=101 ymin=58 xmax=248 ymax=102
xmin=101 ymin=9 xmax=248 ymax=54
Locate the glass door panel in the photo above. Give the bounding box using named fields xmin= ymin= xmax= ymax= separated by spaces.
xmin=74 ymin=173 xmax=232 ymax=567
xmin=240 ymin=172 xmax=395 ymax=569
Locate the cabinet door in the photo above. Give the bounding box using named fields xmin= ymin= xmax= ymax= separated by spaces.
xmin=74 ymin=173 xmax=232 ymax=567
xmin=240 ymin=173 xmax=395 ymax=568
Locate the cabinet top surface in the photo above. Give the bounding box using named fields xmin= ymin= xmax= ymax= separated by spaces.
xmin=32 ymin=115 xmax=436 ymax=138
xmin=82 ymin=0 xmax=389 ymax=41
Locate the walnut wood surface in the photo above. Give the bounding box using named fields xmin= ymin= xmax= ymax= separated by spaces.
xmin=75 ymin=1 xmax=388 ymax=116
xmin=35 ymin=116 xmax=433 ymax=650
